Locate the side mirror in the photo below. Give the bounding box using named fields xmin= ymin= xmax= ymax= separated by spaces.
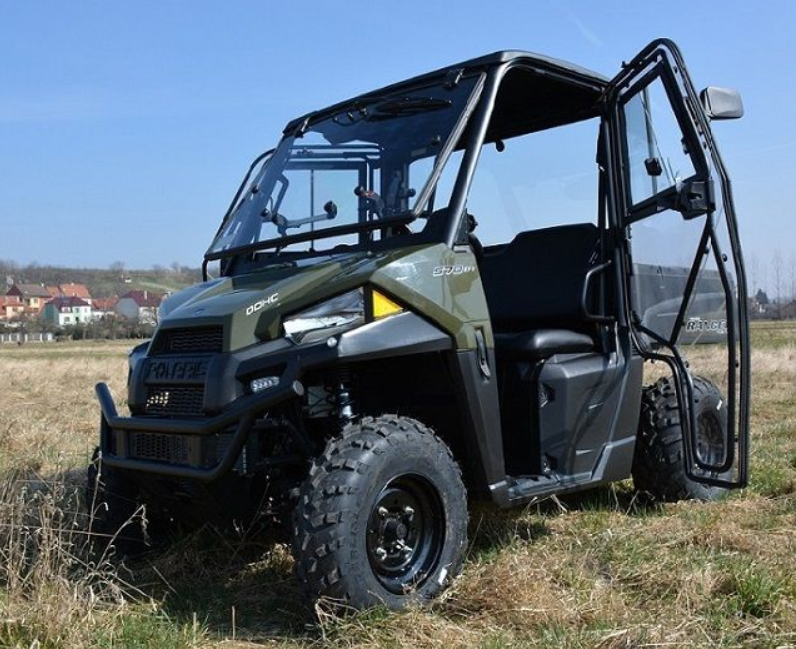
xmin=700 ymin=87 xmax=744 ymax=120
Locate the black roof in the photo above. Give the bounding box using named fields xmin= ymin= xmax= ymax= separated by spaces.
xmin=450 ymin=49 xmax=608 ymax=83
xmin=285 ymin=50 xmax=608 ymax=134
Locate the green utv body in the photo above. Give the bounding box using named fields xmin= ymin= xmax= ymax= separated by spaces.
xmin=90 ymin=39 xmax=750 ymax=609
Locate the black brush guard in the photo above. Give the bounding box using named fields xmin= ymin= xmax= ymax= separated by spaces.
xmin=95 ymin=375 xmax=304 ymax=482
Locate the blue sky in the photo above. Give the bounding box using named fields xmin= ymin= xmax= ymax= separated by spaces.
xmin=1 ymin=1 xmax=794 ymax=291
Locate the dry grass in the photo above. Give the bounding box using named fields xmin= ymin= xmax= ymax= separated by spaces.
xmin=0 ymin=327 xmax=794 ymax=648
xmin=0 ymin=341 xmax=128 ymax=474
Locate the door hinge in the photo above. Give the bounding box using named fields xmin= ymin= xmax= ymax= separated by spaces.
xmin=677 ymin=178 xmax=715 ymax=219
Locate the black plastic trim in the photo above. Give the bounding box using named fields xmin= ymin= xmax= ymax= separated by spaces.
xmin=448 ymin=350 xmax=508 ymax=505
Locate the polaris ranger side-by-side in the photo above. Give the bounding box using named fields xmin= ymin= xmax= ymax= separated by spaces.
xmin=89 ymin=39 xmax=749 ymax=609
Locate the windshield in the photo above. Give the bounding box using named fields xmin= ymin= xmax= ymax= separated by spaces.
xmin=206 ymin=75 xmax=480 ymax=260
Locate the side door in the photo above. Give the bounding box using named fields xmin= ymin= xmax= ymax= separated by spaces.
xmin=604 ymin=39 xmax=749 ymax=488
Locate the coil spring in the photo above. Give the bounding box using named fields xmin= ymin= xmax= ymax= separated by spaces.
xmin=330 ymin=366 xmax=355 ymax=423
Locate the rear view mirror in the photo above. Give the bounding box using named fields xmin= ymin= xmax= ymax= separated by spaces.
xmin=700 ymin=87 xmax=744 ymax=120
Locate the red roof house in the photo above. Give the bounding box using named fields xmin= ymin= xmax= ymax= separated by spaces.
xmin=116 ymin=290 xmax=163 ymax=324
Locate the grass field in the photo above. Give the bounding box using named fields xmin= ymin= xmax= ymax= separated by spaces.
xmin=0 ymin=323 xmax=794 ymax=648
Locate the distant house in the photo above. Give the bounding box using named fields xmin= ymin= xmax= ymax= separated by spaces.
xmin=57 ymin=283 xmax=93 ymax=305
xmin=43 ymin=283 xmax=93 ymax=305
xmin=92 ymin=296 xmax=119 ymax=320
xmin=41 ymin=296 xmax=93 ymax=326
xmin=6 ymin=283 xmax=52 ymax=315
xmin=116 ymin=290 xmax=162 ymax=324
xmin=0 ymin=295 xmax=25 ymax=321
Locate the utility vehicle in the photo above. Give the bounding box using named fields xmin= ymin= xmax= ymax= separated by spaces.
xmin=89 ymin=39 xmax=749 ymax=609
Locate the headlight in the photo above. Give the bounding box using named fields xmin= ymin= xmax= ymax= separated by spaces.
xmin=250 ymin=375 xmax=280 ymax=393
xmin=128 ymin=340 xmax=150 ymax=369
xmin=158 ymin=295 xmax=176 ymax=320
xmin=283 ymin=289 xmax=365 ymax=342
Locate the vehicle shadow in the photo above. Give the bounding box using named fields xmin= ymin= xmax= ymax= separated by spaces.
xmin=116 ymin=481 xmax=668 ymax=643
xmin=465 ymin=482 xmax=665 ymax=560
xmin=130 ymin=526 xmax=316 ymax=642
xmin=0 ymin=466 xmax=317 ymax=644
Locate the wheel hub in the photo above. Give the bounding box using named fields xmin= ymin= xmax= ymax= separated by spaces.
xmin=371 ymin=502 xmax=417 ymax=565
xmin=366 ymin=476 xmax=444 ymax=593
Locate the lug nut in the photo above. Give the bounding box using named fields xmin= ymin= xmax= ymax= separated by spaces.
xmin=375 ymin=547 xmax=387 ymax=559
xmin=378 ymin=506 xmax=389 ymax=518
xmin=396 ymin=539 xmax=413 ymax=555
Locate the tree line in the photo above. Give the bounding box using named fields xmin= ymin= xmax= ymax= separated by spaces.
xmin=0 ymin=259 xmax=201 ymax=298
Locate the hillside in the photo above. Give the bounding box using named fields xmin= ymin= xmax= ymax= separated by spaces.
xmin=0 ymin=260 xmax=202 ymax=298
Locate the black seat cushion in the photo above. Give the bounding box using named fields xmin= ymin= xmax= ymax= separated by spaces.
xmin=494 ymin=329 xmax=594 ymax=361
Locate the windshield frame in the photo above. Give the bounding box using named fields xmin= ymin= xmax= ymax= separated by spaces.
xmin=204 ymin=72 xmax=486 ymax=265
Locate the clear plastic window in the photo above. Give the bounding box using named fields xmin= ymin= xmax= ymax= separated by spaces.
xmin=466 ymin=118 xmax=600 ymax=245
xmin=622 ymin=76 xmax=696 ymax=206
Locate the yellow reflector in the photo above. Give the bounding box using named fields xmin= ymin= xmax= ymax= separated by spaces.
xmin=372 ymin=290 xmax=403 ymax=319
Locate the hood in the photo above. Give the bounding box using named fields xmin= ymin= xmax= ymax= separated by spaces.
xmin=156 ymin=248 xmax=422 ymax=351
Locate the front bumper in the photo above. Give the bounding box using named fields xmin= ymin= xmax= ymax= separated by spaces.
xmin=96 ymin=376 xmax=304 ymax=482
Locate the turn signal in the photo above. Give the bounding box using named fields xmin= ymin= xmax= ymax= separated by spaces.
xmin=371 ymin=290 xmax=403 ymax=319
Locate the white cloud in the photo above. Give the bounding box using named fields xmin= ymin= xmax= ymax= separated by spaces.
xmin=557 ymin=2 xmax=603 ymax=48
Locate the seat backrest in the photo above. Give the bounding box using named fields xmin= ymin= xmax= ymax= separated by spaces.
xmin=480 ymin=223 xmax=598 ymax=332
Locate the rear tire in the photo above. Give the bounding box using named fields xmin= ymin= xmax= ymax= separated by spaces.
xmin=292 ymin=415 xmax=467 ymax=610
xmin=632 ymin=376 xmax=729 ymax=502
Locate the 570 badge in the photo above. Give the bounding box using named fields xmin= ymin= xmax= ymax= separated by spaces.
xmin=432 ymin=265 xmax=476 ymax=277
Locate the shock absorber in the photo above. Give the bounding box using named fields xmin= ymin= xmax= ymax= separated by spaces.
xmin=330 ymin=366 xmax=356 ymax=424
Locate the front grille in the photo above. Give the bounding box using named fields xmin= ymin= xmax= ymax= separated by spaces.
xmin=145 ymin=386 xmax=205 ymax=417
xmin=123 ymin=431 xmax=244 ymax=471
xmin=129 ymin=432 xmax=196 ymax=465
xmin=153 ymin=326 xmax=223 ymax=354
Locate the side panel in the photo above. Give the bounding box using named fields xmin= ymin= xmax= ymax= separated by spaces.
xmin=371 ymin=244 xmax=492 ymax=350
xmin=448 ymin=350 xmax=509 ymax=505
xmin=536 ymin=351 xmax=641 ymax=478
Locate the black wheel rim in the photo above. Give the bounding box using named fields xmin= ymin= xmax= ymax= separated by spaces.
xmin=366 ymin=474 xmax=445 ymax=594
xmin=696 ymin=410 xmax=726 ymax=467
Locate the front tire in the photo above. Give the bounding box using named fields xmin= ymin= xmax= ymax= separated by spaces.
xmin=292 ymin=416 xmax=467 ymax=610
xmin=86 ymin=448 xmax=160 ymax=553
xmin=632 ymin=376 xmax=729 ymax=502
